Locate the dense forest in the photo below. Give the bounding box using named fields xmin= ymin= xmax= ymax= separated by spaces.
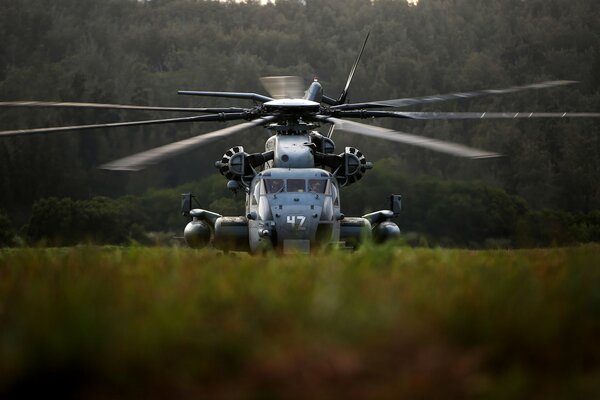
xmin=0 ymin=0 xmax=599 ymax=246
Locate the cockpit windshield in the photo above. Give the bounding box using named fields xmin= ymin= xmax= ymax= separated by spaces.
xmin=264 ymin=178 xmax=327 ymax=194
xmin=287 ymin=179 xmax=305 ymax=192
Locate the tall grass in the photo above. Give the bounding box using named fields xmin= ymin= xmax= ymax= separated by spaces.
xmin=1 ymin=245 xmax=600 ymax=398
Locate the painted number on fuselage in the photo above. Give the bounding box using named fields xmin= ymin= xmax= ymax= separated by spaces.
xmin=286 ymin=215 xmax=307 ymax=230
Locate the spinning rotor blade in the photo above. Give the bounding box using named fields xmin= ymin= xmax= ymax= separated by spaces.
xmin=260 ymin=76 xmax=305 ymax=99
xmin=0 ymin=101 xmax=246 ymax=113
xmin=0 ymin=113 xmax=251 ymax=137
xmin=178 ymin=91 xmax=273 ymax=103
xmin=320 ymin=117 xmax=502 ymax=159
xmin=100 ymin=116 xmax=276 ymax=171
xmin=336 ymin=110 xmax=600 ymax=120
xmin=331 ymin=80 xmax=578 ymax=110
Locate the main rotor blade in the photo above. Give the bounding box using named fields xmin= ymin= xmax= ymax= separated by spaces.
xmin=336 ymin=110 xmax=600 ymax=120
xmin=319 ymin=117 xmax=502 ymax=159
xmin=99 ymin=116 xmax=276 ymax=171
xmin=0 ymin=113 xmax=251 ymax=137
xmin=178 ymin=91 xmax=273 ymax=103
xmin=0 ymin=101 xmax=247 ymax=113
xmin=260 ymin=76 xmax=305 ymax=99
xmin=338 ymin=31 xmax=370 ymax=105
xmin=331 ymin=80 xmax=578 ymax=110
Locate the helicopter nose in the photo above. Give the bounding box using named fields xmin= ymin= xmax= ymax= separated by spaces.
xmin=273 ymin=206 xmax=322 ymax=243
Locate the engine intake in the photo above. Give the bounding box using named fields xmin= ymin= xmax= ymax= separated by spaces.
xmin=215 ymin=146 xmax=251 ymax=181
xmin=337 ymin=147 xmax=373 ymax=186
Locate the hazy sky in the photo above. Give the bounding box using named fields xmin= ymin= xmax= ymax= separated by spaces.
xmin=222 ymin=0 xmax=418 ymax=4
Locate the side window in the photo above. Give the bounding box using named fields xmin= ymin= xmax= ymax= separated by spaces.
xmin=331 ymin=183 xmax=339 ymax=206
xmin=252 ymin=181 xmax=260 ymax=205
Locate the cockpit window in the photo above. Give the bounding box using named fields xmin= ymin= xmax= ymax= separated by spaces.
xmin=287 ymin=179 xmax=305 ymax=192
xmin=308 ymin=179 xmax=326 ymax=193
xmin=265 ymin=179 xmax=284 ymax=193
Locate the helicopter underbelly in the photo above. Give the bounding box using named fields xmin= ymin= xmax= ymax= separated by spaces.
xmin=249 ymin=217 xmax=339 ymax=253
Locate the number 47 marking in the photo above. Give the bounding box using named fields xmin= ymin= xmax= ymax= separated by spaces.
xmin=287 ymin=215 xmax=306 ymax=230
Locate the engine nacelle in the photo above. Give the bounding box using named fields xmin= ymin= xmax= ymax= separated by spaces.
xmin=214 ymin=216 xmax=250 ymax=252
xmin=215 ymin=146 xmax=251 ymax=181
xmin=184 ymin=220 xmax=212 ymax=248
xmin=336 ymin=147 xmax=373 ymax=186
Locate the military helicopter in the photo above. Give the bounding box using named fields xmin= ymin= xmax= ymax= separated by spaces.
xmin=2 ymin=33 xmax=599 ymax=253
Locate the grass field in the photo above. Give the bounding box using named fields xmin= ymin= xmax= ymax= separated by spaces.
xmin=1 ymin=244 xmax=600 ymax=399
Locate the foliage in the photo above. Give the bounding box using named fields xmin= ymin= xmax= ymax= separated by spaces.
xmin=516 ymin=209 xmax=600 ymax=247
xmin=0 ymin=210 xmax=14 ymax=246
xmin=26 ymin=197 xmax=140 ymax=245
xmin=24 ymin=173 xmax=246 ymax=245
xmin=1 ymin=245 xmax=600 ymax=398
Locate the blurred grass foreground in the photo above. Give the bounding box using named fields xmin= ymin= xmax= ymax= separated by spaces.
xmin=1 ymin=245 xmax=600 ymax=399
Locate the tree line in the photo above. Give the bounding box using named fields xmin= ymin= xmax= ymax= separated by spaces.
xmin=0 ymin=0 xmax=599 ymax=245
xmin=2 ymin=163 xmax=600 ymax=248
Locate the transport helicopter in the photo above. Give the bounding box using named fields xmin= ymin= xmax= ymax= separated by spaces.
xmin=1 ymin=34 xmax=599 ymax=253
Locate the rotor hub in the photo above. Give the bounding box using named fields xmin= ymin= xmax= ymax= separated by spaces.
xmin=263 ymin=99 xmax=320 ymax=114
